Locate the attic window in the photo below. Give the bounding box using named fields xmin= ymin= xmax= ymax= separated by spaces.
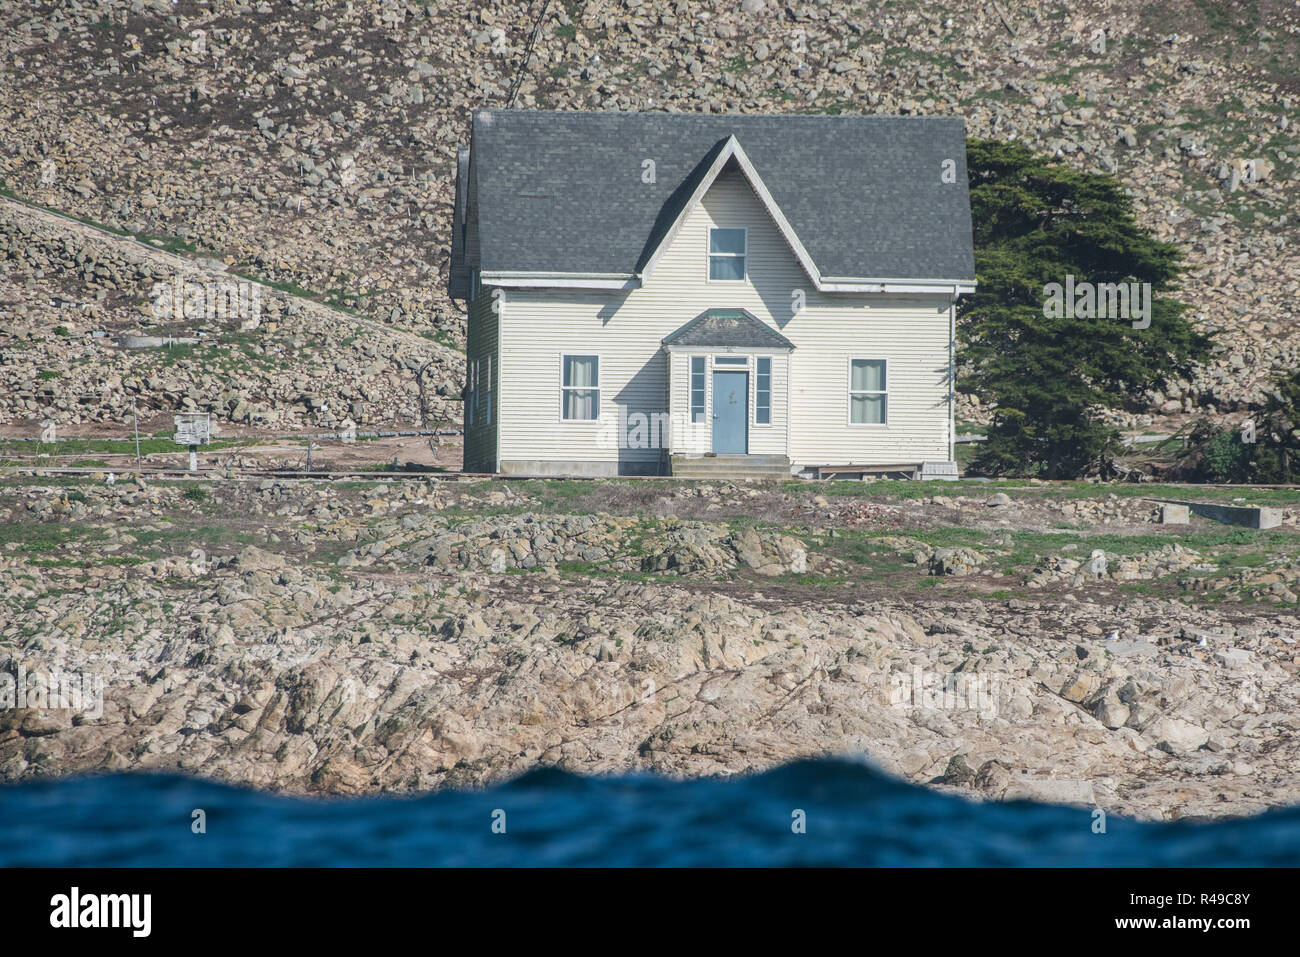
xmin=708 ymin=228 xmax=746 ymax=281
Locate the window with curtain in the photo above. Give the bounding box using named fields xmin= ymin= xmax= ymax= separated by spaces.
xmin=850 ymin=358 xmax=887 ymax=424
xmin=690 ymin=356 xmax=706 ymax=423
xmin=708 ymin=227 xmax=746 ymax=281
xmin=561 ymin=354 xmax=599 ymax=421
xmin=755 ymin=356 xmax=771 ymax=425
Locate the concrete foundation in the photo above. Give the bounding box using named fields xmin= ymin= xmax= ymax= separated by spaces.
xmin=498 ymin=459 xmax=661 ymax=478
xmin=1159 ymin=504 xmax=1190 ymax=524
xmin=1152 ymin=499 xmax=1281 ymax=529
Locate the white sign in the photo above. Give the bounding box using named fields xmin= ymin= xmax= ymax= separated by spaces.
xmin=173 ymin=413 xmax=212 ymax=446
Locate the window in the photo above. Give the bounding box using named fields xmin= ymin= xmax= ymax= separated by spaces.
xmin=690 ymin=356 xmax=706 ymax=423
xmin=755 ymin=356 xmax=771 ymax=425
xmin=850 ymin=358 xmax=887 ymax=424
xmin=714 ymin=355 xmax=747 ymax=365
xmin=467 ymin=358 xmax=478 ymax=427
xmin=561 ymin=354 xmax=600 ymax=421
xmin=708 ymin=227 xmax=746 ymax=281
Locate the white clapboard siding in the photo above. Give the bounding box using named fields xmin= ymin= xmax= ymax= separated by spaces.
xmin=496 ymin=169 xmax=951 ymax=470
xmin=463 ymin=283 xmax=498 ymax=473
xmin=787 ymin=298 xmax=951 ymax=465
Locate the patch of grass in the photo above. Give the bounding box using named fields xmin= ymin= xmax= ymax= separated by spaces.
xmin=0 ymin=522 xmax=108 ymax=553
xmin=418 ymin=328 xmax=465 ymax=352
xmin=0 ymin=436 xmax=256 ymax=457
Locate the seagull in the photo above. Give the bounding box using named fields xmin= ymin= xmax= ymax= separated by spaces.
xmin=1104 ymin=629 xmax=1120 ymax=641
xmin=1197 ymin=635 xmax=1208 ymax=649
xmin=105 ymin=472 xmax=115 ymax=485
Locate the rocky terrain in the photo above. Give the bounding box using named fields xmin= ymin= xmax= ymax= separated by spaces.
xmin=0 ymin=0 xmax=1297 ymax=434
xmin=3 ymin=473 xmax=1299 ymax=821
xmin=0 ymin=198 xmax=463 ymax=432
xmin=1 ymin=0 xmax=1299 ymax=826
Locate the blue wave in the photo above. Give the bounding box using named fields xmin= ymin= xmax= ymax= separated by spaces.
xmin=2 ymin=759 xmax=1297 ymax=866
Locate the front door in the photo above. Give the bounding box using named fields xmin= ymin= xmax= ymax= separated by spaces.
xmin=712 ymin=370 xmax=748 ymax=454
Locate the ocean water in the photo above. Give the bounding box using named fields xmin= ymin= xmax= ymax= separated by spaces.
xmin=1 ymin=758 xmax=1297 ymax=866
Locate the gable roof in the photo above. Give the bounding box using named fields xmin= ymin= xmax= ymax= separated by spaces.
xmin=638 ymin=135 xmax=821 ymax=288
xmin=450 ymin=109 xmax=976 ymax=298
xmin=662 ymin=309 xmax=796 ymax=351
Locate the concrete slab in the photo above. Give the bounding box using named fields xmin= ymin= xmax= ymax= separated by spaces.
xmin=1150 ymin=499 xmax=1282 ymax=529
xmin=1160 ymin=503 xmax=1190 ymax=524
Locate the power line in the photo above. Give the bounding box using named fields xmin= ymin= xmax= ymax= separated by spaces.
xmin=506 ymin=0 xmax=551 ymax=108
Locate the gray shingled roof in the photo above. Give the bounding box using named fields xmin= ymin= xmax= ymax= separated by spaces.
xmin=448 ymin=147 xmax=471 ymax=300
xmin=662 ymin=309 xmax=795 ymax=350
xmin=450 ymin=109 xmax=975 ymax=295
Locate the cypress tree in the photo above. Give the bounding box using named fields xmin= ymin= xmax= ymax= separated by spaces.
xmin=959 ymin=139 xmax=1212 ymax=478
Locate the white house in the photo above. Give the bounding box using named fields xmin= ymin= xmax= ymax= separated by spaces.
xmin=449 ymin=109 xmax=976 ymax=479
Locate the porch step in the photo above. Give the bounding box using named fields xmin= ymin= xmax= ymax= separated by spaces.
xmin=670 ymin=454 xmax=792 ymax=480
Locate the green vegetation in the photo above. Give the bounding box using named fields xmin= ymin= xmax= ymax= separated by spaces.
xmin=0 ymin=436 xmax=256 ymax=457
xmin=418 ymin=328 xmax=465 ymax=353
xmin=1181 ymin=368 xmax=1300 ymax=483
xmin=960 ymin=139 xmax=1211 ymax=479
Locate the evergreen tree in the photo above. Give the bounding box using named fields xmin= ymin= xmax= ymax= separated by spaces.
xmin=1186 ymin=367 xmax=1300 ymax=483
xmin=959 ymin=139 xmax=1211 ymax=478
xmin=1255 ymin=369 xmax=1300 ymax=482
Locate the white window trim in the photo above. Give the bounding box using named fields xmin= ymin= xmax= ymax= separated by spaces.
xmin=753 ymin=355 xmax=773 ymax=428
xmin=559 ymin=352 xmax=601 ymax=424
xmin=706 ymin=226 xmax=747 ymax=284
xmin=848 ymin=357 xmax=889 ymax=427
xmin=467 ymin=358 xmax=477 ymax=428
xmin=689 ymin=355 xmax=708 ymax=425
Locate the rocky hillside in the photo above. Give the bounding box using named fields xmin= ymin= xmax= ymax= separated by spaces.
xmin=0 ymin=0 xmax=1297 ymax=431
xmin=0 ymin=198 xmax=463 ymax=431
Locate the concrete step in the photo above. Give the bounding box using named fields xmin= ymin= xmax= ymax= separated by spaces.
xmin=672 ymin=454 xmax=789 ymax=464
xmin=672 ymin=467 xmax=790 ymax=475
xmin=671 ymin=454 xmax=791 ymax=480
xmin=671 ymin=462 xmax=791 ymax=471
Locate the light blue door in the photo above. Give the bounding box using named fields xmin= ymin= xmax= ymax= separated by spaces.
xmin=712 ymin=370 xmax=748 ymax=454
